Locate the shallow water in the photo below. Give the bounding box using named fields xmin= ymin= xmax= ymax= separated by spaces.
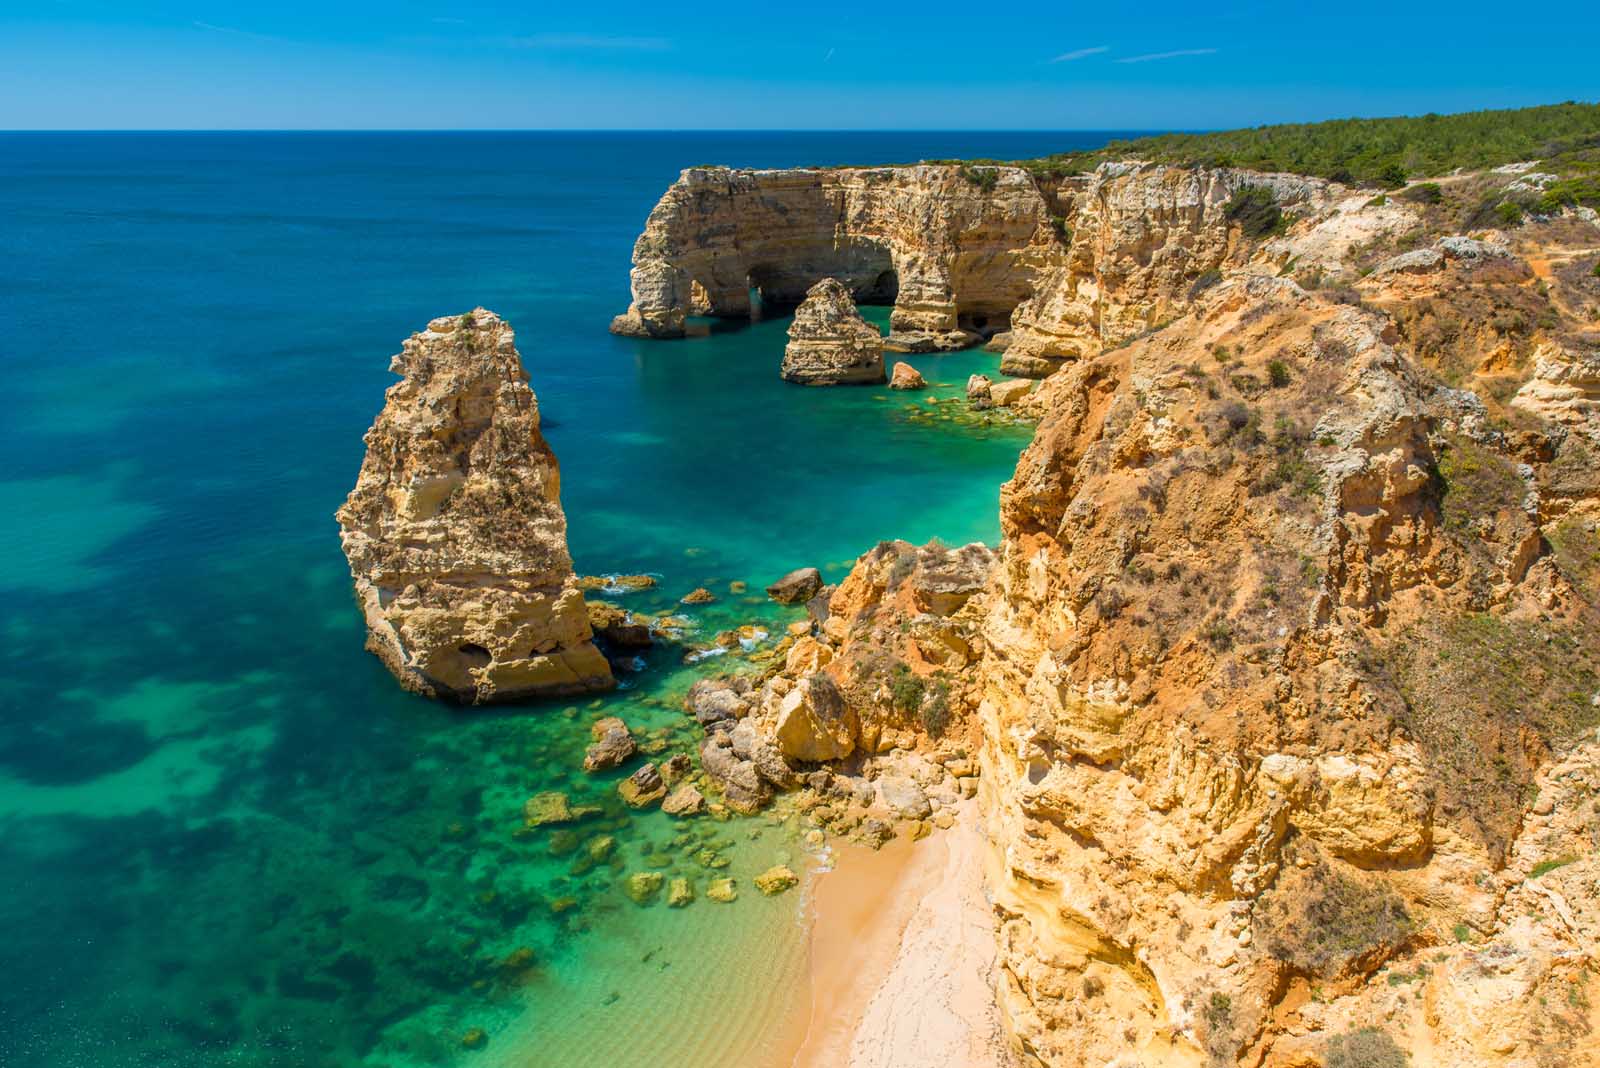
xmin=0 ymin=131 xmax=1119 ymax=1067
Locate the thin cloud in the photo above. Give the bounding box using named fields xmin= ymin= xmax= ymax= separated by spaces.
xmin=824 ymin=47 xmax=835 ymax=63
xmin=431 ymin=16 xmax=466 ymax=24
xmin=192 ymin=20 xmax=279 ymax=41
xmin=506 ymin=33 xmax=671 ymax=51
xmin=1117 ymin=48 xmax=1218 ymax=64
xmin=1050 ymin=46 xmax=1109 ymax=63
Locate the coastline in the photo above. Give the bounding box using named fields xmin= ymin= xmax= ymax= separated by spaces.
xmin=789 ymin=800 xmax=1013 ymax=1068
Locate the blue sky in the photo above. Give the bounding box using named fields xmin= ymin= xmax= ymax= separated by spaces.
xmin=3 ymin=1 xmax=1597 ymax=130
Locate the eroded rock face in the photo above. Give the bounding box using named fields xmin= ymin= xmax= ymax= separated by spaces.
xmin=1003 ymin=164 xmax=1340 ymax=376
xmin=781 ymin=278 xmax=886 ymax=384
xmin=336 ymin=308 xmax=615 ymax=703
xmin=976 ymin=271 xmax=1600 ymax=1067
xmin=611 ymin=164 xmax=1056 ymax=349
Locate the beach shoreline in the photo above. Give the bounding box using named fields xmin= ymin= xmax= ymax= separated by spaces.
xmin=787 ymin=801 xmax=1013 ymax=1068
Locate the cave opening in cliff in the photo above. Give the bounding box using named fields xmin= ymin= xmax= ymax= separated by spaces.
xmin=859 ymin=268 xmax=899 ymax=306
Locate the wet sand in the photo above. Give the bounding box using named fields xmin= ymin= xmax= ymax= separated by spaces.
xmin=790 ymin=801 xmax=1013 ymax=1068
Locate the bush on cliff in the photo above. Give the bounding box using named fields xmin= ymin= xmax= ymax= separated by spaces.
xmin=1322 ymin=1027 xmax=1408 ymax=1068
xmin=1256 ymin=855 xmax=1412 ymax=977
xmin=1223 ymin=186 xmax=1287 ymax=238
xmin=1020 ymin=101 xmax=1600 ymax=186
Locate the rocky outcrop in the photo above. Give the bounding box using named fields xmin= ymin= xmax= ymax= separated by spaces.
xmin=611 ymin=164 xmax=1057 ymax=349
xmin=1003 ymin=164 xmax=1340 ymax=376
xmin=336 ymin=308 xmax=614 ymax=703
xmin=976 ymin=269 xmax=1600 ymax=1067
xmin=1513 ymin=341 xmax=1600 ymax=439
xmin=781 ymin=278 xmax=886 ymax=384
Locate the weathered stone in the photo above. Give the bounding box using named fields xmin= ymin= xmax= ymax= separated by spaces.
xmin=522 ymin=792 xmax=573 ymax=827
xmin=988 ymin=378 xmax=1035 ymax=407
xmin=767 ymin=566 xmax=824 ymax=604
xmin=888 ymin=361 xmax=927 ymax=390
xmin=583 ymin=717 xmax=636 ymax=772
xmin=876 ymin=775 xmax=933 ymax=819
xmin=754 ymin=865 xmax=799 ymax=896
xmin=774 ymin=674 xmax=858 ymax=762
xmin=661 ymin=784 xmax=707 ymax=817
xmin=624 ymin=871 xmax=664 ymax=904
xmin=706 ymin=877 xmax=738 ymax=903
xmin=336 ymin=308 xmax=614 ymax=703
xmin=966 ymin=374 xmax=993 ymax=409
xmin=618 ymin=763 xmax=667 ymax=808
xmin=782 ymin=278 xmax=886 ymax=385
xmin=680 ymin=587 xmax=716 ymax=605
xmin=667 ymin=877 xmax=694 ymax=908
xmin=660 ymin=753 xmax=693 ymax=784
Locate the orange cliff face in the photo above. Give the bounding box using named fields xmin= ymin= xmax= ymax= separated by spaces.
xmin=619 ymin=158 xmax=1600 ymax=1066
xmin=335 ymin=308 xmax=614 ymax=704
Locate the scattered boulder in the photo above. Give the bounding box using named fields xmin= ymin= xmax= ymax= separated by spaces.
xmin=662 ymin=784 xmax=707 ymax=816
xmin=755 ymin=865 xmax=800 ymax=896
xmin=522 ymin=792 xmax=573 ymax=827
xmin=686 ymin=678 xmax=750 ymax=728
xmin=624 ymin=871 xmax=664 ymax=904
xmin=966 ymin=373 xmax=993 ymax=408
xmin=587 ymin=602 xmax=653 ymax=649
xmin=877 ymin=775 xmax=933 ymax=819
xmin=618 ymin=763 xmax=667 ymax=808
xmin=335 ymin=308 xmax=614 ymax=703
xmin=699 ymin=737 xmax=772 ymax=813
xmin=583 ymin=717 xmax=636 ymax=772
xmin=681 ymin=587 xmax=716 ymax=605
xmin=988 ymin=378 xmax=1034 ymax=407
xmin=888 ymin=362 xmax=927 ymax=390
xmin=706 ymin=878 xmax=738 ymax=903
xmin=660 ymin=753 xmax=693 ymax=784
xmin=767 ymin=567 xmax=824 ymax=604
xmin=781 ymin=278 xmax=887 ymax=385
xmin=774 ymin=674 xmax=858 ymax=762
xmin=577 ymin=574 xmax=657 ymax=592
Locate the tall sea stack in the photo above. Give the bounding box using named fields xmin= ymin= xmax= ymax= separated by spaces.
xmin=336 ymin=308 xmax=614 ymax=703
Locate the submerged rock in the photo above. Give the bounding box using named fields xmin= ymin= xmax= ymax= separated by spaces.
xmin=667 ymin=877 xmax=695 ymax=908
xmin=624 ymin=871 xmax=664 ymax=904
xmin=754 ymin=865 xmax=799 ymax=896
xmin=523 ymin=792 xmax=574 ymax=826
xmin=680 ymin=587 xmax=716 ymax=605
xmin=706 ymin=877 xmax=738 ymax=903
xmin=335 ymin=308 xmax=614 ymax=703
xmin=781 ymin=279 xmax=886 ymax=385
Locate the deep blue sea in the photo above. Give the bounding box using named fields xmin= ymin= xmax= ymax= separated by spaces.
xmin=0 ymin=131 xmax=1124 ymax=1068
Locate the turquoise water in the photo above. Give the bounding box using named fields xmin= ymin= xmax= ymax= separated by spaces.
xmin=0 ymin=131 xmax=1116 ymax=1068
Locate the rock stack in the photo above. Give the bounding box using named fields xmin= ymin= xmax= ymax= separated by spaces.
xmin=780 ymin=278 xmax=886 ymax=385
xmin=336 ymin=308 xmax=614 ymax=703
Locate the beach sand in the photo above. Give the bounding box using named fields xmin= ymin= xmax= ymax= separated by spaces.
xmin=790 ymin=801 xmax=1014 ymax=1068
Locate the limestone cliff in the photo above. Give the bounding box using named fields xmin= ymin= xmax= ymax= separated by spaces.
xmin=626 ymin=157 xmax=1600 ymax=1066
xmin=977 ymin=244 xmax=1600 ymax=1066
xmin=611 ymin=164 xmax=1058 ymax=350
xmin=336 ymin=308 xmax=614 ymax=703
xmin=781 ymin=278 xmax=886 ymax=385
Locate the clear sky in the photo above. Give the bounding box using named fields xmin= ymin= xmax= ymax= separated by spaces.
xmin=4 ymin=1 xmax=1597 ymax=130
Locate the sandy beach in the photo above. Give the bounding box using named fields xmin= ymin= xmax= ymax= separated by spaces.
xmin=790 ymin=801 xmax=1013 ymax=1068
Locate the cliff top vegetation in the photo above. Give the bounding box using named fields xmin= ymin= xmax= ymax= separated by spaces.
xmin=948 ymin=102 xmax=1600 ymax=191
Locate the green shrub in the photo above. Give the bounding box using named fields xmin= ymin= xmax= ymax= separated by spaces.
xmin=1189 ymin=267 xmax=1224 ymax=298
xmin=1530 ymin=855 xmax=1579 ymax=878
xmin=920 ymin=677 xmax=952 ymax=738
xmin=1436 ymin=436 xmax=1525 ymax=534
xmin=1224 ymin=186 xmax=1287 ymax=238
xmin=1016 ymin=102 xmax=1600 ymax=188
xmin=1403 ymin=182 xmax=1444 ymax=204
xmin=1379 ymin=162 xmax=1409 ymax=189
xmin=1266 ymin=359 xmax=1291 ymax=387
xmin=958 ymin=165 xmax=999 ymax=192
xmin=1495 ymin=200 xmax=1524 ymax=227
xmin=1049 ymin=214 xmax=1071 ymax=243
xmin=1592 ymin=260 xmax=1600 ymax=279
xmin=890 ymin=664 xmax=924 ymax=715
xmin=1323 ymin=1026 xmax=1407 ymax=1068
